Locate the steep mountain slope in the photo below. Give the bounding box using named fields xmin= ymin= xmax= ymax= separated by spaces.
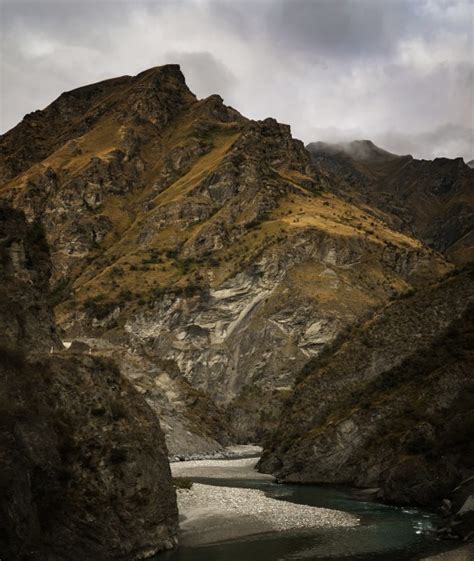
xmin=307 ymin=140 xmax=474 ymax=264
xmin=259 ymin=267 xmax=474 ymax=507
xmin=0 ymin=203 xmax=178 ymax=561
xmin=0 ymin=66 xmax=451 ymax=443
xmin=72 ymin=337 xmax=233 ymax=458
xmin=0 ymin=66 xmax=197 ymax=184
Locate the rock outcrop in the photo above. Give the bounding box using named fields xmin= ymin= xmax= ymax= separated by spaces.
xmin=437 ymin=476 xmax=474 ymax=541
xmin=307 ymin=140 xmax=474 ymax=264
xmin=0 ymin=204 xmax=178 ymax=561
xmin=0 ymin=204 xmax=61 ymax=352
xmin=64 ymin=337 xmax=233 ymax=458
xmin=259 ymin=267 xmax=474 ymax=507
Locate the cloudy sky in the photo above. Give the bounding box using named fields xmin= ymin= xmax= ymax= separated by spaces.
xmin=1 ymin=0 xmax=473 ymax=161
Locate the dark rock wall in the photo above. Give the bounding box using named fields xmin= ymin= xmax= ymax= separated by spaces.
xmin=0 ymin=204 xmax=61 ymax=352
xmin=0 ymin=205 xmax=178 ymax=560
xmin=0 ymin=351 xmax=178 ymax=561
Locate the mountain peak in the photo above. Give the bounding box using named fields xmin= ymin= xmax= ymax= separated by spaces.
xmin=0 ymin=64 xmax=197 ymax=183
xmin=135 ymin=63 xmax=184 ymax=80
xmin=133 ymin=64 xmax=194 ymax=96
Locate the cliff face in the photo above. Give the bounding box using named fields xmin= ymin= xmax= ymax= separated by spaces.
xmin=78 ymin=339 xmax=233 ymax=458
xmin=307 ymin=140 xmax=474 ymax=264
xmin=0 ymin=204 xmax=61 ymax=352
xmin=259 ymin=268 xmax=474 ymax=507
xmin=0 ymin=205 xmax=178 ymax=561
xmin=0 ymin=66 xmax=452 ymax=443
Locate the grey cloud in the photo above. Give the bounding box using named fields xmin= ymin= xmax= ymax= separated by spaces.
xmin=163 ymin=51 xmax=237 ymax=100
xmin=378 ymin=124 xmax=474 ymax=162
xmin=0 ymin=0 xmax=472 ymax=162
xmin=209 ymin=0 xmax=452 ymax=60
xmin=306 ymin=123 xmax=473 ymax=162
xmin=266 ymin=0 xmax=415 ymax=59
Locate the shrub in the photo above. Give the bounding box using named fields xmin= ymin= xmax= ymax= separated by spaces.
xmin=118 ymin=289 xmax=134 ymax=301
xmin=173 ymin=477 xmax=193 ymax=490
xmin=83 ymin=297 xmax=115 ymax=320
xmin=166 ymin=249 xmax=179 ymax=259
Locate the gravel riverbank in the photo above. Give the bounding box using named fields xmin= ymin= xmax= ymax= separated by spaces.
xmin=171 ymin=456 xmax=273 ymax=480
xmin=169 ymin=444 xmax=263 ymax=463
xmin=171 ymin=457 xmax=359 ymax=546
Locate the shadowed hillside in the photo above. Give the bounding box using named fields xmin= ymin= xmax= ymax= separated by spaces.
xmin=259 ymin=267 xmax=474 ymax=509
xmin=0 ymin=203 xmax=178 ymax=561
xmin=308 ymin=140 xmax=474 ymax=264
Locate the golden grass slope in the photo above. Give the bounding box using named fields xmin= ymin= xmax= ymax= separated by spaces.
xmin=0 ymin=66 xmax=451 ymax=333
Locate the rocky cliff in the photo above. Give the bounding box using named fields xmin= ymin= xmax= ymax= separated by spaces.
xmin=0 ymin=66 xmax=453 ymax=444
xmin=259 ymin=267 xmax=474 ymax=508
xmin=0 ymin=204 xmax=178 ymax=561
xmin=0 ymin=204 xmax=61 ymax=352
xmin=68 ymin=337 xmax=233 ymax=458
xmin=307 ymin=140 xmax=474 ymax=264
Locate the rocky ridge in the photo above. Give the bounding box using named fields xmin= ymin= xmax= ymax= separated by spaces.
xmin=62 ymin=336 xmax=232 ymax=458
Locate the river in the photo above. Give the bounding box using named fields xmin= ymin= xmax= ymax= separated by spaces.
xmin=158 ymin=457 xmax=455 ymax=561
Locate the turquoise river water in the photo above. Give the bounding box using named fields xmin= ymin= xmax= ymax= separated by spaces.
xmin=159 ymin=470 xmax=453 ymax=561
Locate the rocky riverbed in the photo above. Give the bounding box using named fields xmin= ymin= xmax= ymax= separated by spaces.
xmin=171 ymin=457 xmax=358 ymax=546
xmin=169 ymin=444 xmax=263 ymax=463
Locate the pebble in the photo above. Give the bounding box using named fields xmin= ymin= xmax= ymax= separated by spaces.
xmin=177 ymin=483 xmax=359 ymax=531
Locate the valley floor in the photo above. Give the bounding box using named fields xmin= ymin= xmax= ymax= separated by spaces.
xmin=171 ymin=457 xmax=358 ymax=546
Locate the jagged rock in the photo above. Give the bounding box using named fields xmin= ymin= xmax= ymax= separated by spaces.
xmin=1 ymin=351 xmax=178 ymax=561
xmin=67 ymin=340 xmax=90 ymax=353
xmin=438 ymin=477 xmax=474 ymax=541
xmin=76 ymin=338 xmax=234 ymax=457
xmin=0 ymin=204 xmax=61 ymax=352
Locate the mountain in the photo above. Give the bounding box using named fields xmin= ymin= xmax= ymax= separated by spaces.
xmin=468 ymin=159 xmax=474 ymax=169
xmin=0 ymin=66 xmax=453 ymax=447
xmin=0 ymin=203 xmax=178 ymax=560
xmin=1 ymin=64 xmax=473 ymax=552
xmin=307 ymin=140 xmax=474 ymax=264
xmin=259 ymin=267 xmax=474 ymax=510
